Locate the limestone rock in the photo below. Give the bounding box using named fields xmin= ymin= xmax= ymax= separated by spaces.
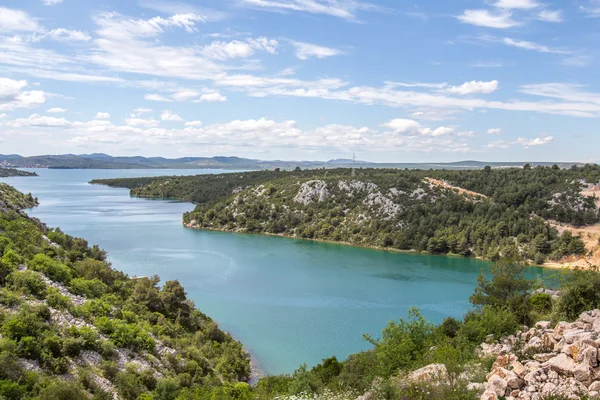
xmin=407 ymin=363 xmax=448 ymax=383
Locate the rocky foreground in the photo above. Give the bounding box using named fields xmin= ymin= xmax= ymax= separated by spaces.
xmin=478 ymin=310 xmax=600 ymax=399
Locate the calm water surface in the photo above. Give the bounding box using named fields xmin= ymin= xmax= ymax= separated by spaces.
xmin=1 ymin=169 xmax=549 ymax=375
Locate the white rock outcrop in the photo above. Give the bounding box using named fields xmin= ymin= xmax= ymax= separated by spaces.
xmin=294 ymin=181 xmax=330 ymax=205
xmin=479 ymin=310 xmax=600 ymax=400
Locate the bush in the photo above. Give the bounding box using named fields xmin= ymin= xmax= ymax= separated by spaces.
xmin=37 ymin=380 xmax=87 ymax=400
xmin=28 ymin=254 xmax=72 ymax=284
xmin=559 ymin=268 xmax=600 ymax=320
xmin=364 ymin=308 xmax=435 ymax=377
xmin=69 ymin=278 xmax=108 ymax=299
xmin=46 ymin=289 xmax=73 ymax=310
xmin=530 ymin=293 xmax=553 ymax=313
xmin=8 ymin=270 xmax=46 ymax=297
xmin=459 ymin=306 xmax=520 ymax=344
xmin=0 ymin=379 xmax=26 ymax=400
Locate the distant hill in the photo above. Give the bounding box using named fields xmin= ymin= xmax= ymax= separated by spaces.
xmin=0 ymin=153 xmax=588 ymax=170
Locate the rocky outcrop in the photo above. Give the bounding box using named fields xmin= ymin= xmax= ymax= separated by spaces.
xmin=479 ymin=310 xmax=600 ymax=399
xmin=294 ymin=180 xmax=330 ymax=205
xmin=338 ymin=180 xmax=379 ymax=195
xmin=362 ymin=192 xmax=403 ymax=220
xmin=407 ymin=363 xmax=448 ymax=382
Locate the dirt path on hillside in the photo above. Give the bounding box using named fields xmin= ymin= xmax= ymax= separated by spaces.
xmin=582 ymin=184 xmax=600 ymax=208
xmin=426 ymin=178 xmax=488 ymax=200
xmin=544 ymin=221 xmax=600 ymax=269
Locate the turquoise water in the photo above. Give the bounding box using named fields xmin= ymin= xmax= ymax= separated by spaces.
xmin=1 ymin=169 xmax=549 ymax=375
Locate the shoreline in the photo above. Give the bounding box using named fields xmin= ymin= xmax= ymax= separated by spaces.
xmin=183 ymin=222 xmax=581 ymax=270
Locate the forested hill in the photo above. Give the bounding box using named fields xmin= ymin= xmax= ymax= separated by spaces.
xmin=0 ymin=167 xmax=37 ymax=177
xmin=0 ymin=183 xmax=251 ymax=399
xmin=94 ymin=165 xmax=600 ymax=264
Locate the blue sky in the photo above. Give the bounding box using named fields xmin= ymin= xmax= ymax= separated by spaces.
xmin=0 ymin=0 xmax=599 ymax=162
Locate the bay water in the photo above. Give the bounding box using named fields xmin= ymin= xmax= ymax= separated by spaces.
xmin=0 ymin=169 xmax=548 ymax=375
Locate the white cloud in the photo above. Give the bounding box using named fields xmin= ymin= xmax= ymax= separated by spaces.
xmin=125 ymin=117 xmax=160 ymax=127
xmin=0 ymin=7 xmax=40 ymax=32
xmin=41 ymin=0 xmax=64 ymax=5
xmin=487 ymin=128 xmax=502 ymax=134
xmin=514 ymin=136 xmax=553 ymax=147
xmin=184 ymin=120 xmax=203 ymax=127
xmin=196 ymin=93 xmax=227 ymax=102
xmin=290 ymin=41 xmax=342 ymax=60
xmin=537 ymin=10 xmax=562 ymax=22
xmin=161 ymin=110 xmax=183 ymax=121
xmin=8 ymin=113 xmax=70 ymax=127
xmin=580 ymin=1 xmax=600 ymax=17
xmin=47 ymin=107 xmax=67 ymax=113
xmin=428 ymin=127 xmax=454 ymax=136
xmin=95 ymin=112 xmax=111 ymax=119
xmin=171 ymin=89 xmax=201 ymax=101
xmin=457 ymin=131 xmax=475 ymax=137
xmin=145 ymin=94 xmax=173 ymax=102
xmin=446 ymin=80 xmax=499 ymax=95
xmin=502 ymin=38 xmax=569 ymax=54
xmin=457 ymin=10 xmax=519 ymax=29
xmin=201 ymin=37 xmax=278 ymax=60
xmin=382 ymin=119 xmax=421 ymax=134
xmin=385 ymin=81 xmax=448 ymax=89
xmin=486 ymin=140 xmax=509 ymax=149
xmin=88 ymin=12 xmax=222 ymax=81
xmin=493 ymin=0 xmax=539 ymax=9
xmin=0 ymin=78 xmax=47 ymax=111
xmin=45 ymin=28 xmax=91 ymax=42
xmin=238 ymin=0 xmax=379 ymax=21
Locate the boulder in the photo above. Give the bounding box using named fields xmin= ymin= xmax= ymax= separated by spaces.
xmin=590 ymin=382 xmax=600 ymax=392
xmin=510 ymin=361 xmax=527 ymax=378
xmin=486 ymin=375 xmax=508 ymax=397
xmin=544 ymin=353 xmax=577 ymax=376
xmin=407 ymin=363 xmax=448 ymax=383
xmin=480 ymin=391 xmax=498 ymax=400
xmin=487 ymin=366 xmax=523 ymax=390
xmin=573 ymin=363 xmax=593 ymax=384
xmin=580 ymin=346 xmax=598 ymax=367
xmin=536 ymin=321 xmax=552 ymax=330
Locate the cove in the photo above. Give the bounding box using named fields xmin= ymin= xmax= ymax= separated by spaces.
xmin=0 ymin=169 xmax=550 ymax=376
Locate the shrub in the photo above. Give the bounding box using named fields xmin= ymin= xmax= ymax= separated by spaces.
xmin=559 ymin=268 xmax=600 ymax=320
xmin=8 ymin=270 xmax=46 ymax=297
xmin=459 ymin=306 xmax=520 ymax=344
xmin=364 ymin=308 xmax=435 ymax=377
xmin=28 ymin=254 xmax=72 ymax=284
xmin=69 ymin=278 xmax=108 ymax=299
xmin=46 ymin=289 xmax=73 ymax=310
xmin=530 ymin=293 xmax=553 ymax=313
xmin=36 ymin=380 xmax=87 ymax=400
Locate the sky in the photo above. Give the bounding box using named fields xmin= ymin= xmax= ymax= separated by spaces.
xmin=0 ymin=0 xmax=599 ymax=163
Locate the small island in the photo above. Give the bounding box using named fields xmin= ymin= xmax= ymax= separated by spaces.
xmin=0 ymin=167 xmax=38 ymax=177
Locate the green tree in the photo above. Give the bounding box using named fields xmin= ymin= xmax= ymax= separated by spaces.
xmin=470 ymin=259 xmax=532 ymax=323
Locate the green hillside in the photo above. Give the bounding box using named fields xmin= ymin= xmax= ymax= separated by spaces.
xmin=96 ymin=165 xmax=600 ymax=264
xmin=0 ymin=183 xmax=250 ymax=399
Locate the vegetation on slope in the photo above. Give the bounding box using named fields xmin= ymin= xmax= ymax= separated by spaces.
xmin=0 ymin=184 xmax=250 ymax=399
xmin=96 ymin=165 xmax=600 ymax=264
xmin=0 ymin=168 xmax=38 ymax=178
xmin=254 ymin=261 xmax=600 ymax=400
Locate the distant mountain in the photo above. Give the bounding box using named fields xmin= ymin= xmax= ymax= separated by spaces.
xmin=0 ymin=153 xmax=589 ymax=170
